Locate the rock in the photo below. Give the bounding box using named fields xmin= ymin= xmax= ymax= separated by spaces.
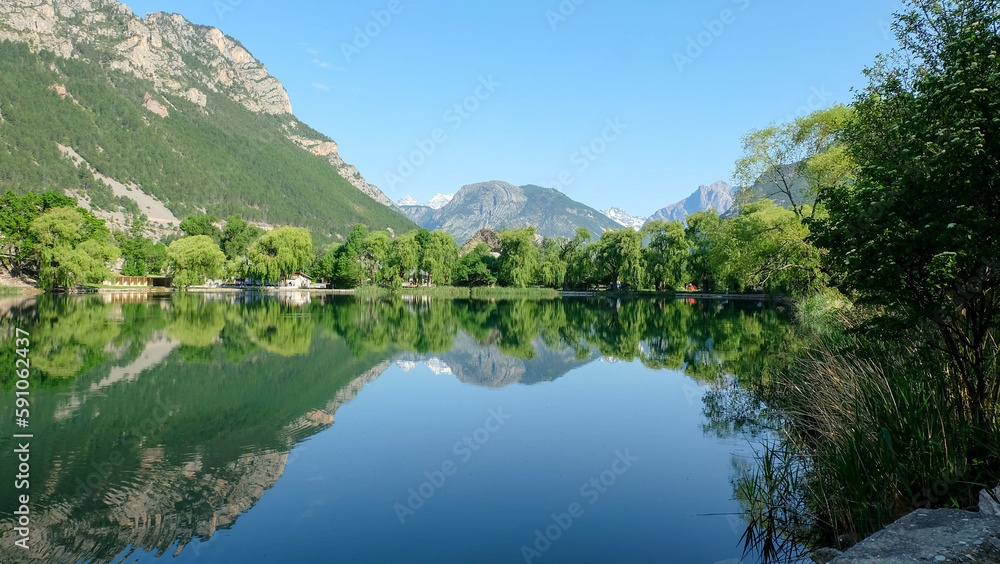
xmin=981 ymin=487 xmax=1000 ymax=516
xmin=810 ymin=547 xmax=843 ymax=563
xmin=143 ymin=92 xmax=169 ymax=118
xmin=830 ymin=509 xmax=1000 ymax=563
xmin=0 ymin=0 xmax=294 ymax=115
xmin=460 ymin=228 xmax=502 ymax=256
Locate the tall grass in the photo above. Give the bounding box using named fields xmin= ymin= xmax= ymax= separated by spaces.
xmin=0 ymin=286 xmax=26 ymax=296
xmin=353 ymin=286 xmax=560 ymax=300
xmin=738 ymin=306 xmax=1000 ymax=558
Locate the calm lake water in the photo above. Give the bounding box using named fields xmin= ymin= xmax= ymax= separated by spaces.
xmin=0 ymin=293 xmax=792 ymax=563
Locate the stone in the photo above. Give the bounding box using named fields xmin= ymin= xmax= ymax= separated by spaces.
xmin=810 ymin=547 xmax=843 ymax=563
xmin=830 ymin=509 xmax=1000 ymax=563
xmin=981 ymin=486 xmax=1000 ymax=516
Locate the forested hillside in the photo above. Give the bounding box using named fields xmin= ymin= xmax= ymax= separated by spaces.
xmin=0 ymin=25 xmax=414 ymax=242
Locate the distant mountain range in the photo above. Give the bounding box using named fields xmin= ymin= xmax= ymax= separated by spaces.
xmin=400 ymin=181 xmax=621 ymax=242
xmin=647 ymin=181 xmax=737 ymax=224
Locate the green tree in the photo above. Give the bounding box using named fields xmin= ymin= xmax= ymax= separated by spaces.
xmin=361 ymin=231 xmax=393 ymax=285
xmin=596 ymin=228 xmax=643 ymax=290
xmin=716 ymin=200 xmax=822 ymax=294
xmin=221 ymin=215 xmax=264 ymax=261
xmin=30 ymin=206 xmax=119 ymax=290
xmin=115 ymin=217 xmax=167 ymax=276
xmin=391 ymin=231 xmax=422 ymax=285
xmin=562 ymin=227 xmax=596 ymax=290
xmin=0 ymin=190 xmax=77 ymax=274
xmin=179 ymin=214 xmax=223 ymax=243
xmin=685 ymin=210 xmax=724 ymax=291
xmin=536 ymin=237 xmax=568 ymax=289
xmin=812 ymin=0 xmax=1000 ymax=427
xmin=247 ymin=226 xmax=315 ymax=284
xmin=498 ymin=227 xmax=539 ymax=288
xmin=734 ymin=106 xmax=853 ymax=218
xmin=642 ymin=220 xmax=688 ymax=292
xmin=422 ymin=231 xmax=459 ymax=286
xmin=334 ymin=224 xmax=368 ymax=287
xmin=454 ymin=244 xmax=498 ymax=287
xmin=166 ymin=236 xmax=226 ymax=288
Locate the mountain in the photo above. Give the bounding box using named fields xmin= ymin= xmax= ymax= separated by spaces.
xmin=426 ymin=193 xmax=454 ymax=209
xmin=602 ymin=207 xmax=647 ymax=231
xmin=397 ymin=195 xmax=420 ymax=206
xmin=0 ymin=0 xmax=414 ymax=242
xmin=401 ymin=181 xmax=621 ymax=242
xmin=647 ymin=181 xmax=736 ymax=224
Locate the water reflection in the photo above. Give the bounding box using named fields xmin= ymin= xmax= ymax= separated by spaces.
xmin=0 ymin=294 xmax=792 ymax=563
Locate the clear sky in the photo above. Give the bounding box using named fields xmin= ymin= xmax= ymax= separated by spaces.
xmin=123 ymin=0 xmax=904 ymax=217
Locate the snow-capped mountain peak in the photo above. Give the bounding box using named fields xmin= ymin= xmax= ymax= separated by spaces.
xmin=602 ymin=208 xmax=647 ymax=231
xmin=425 ymin=193 xmax=454 ymax=210
xmin=398 ymin=195 xmax=420 ymax=206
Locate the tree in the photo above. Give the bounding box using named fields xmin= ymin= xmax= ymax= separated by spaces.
xmin=247 ymin=226 xmax=314 ymax=284
xmin=812 ymin=0 xmax=1000 ymax=427
xmin=333 ymin=224 xmax=368 ymax=287
xmin=498 ymin=228 xmax=539 ymax=288
xmin=221 ymin=215 xmax=264 ymax=261
xmin=166 ymin=236 xmax=226 ymax=288
xmin=422 ymin=231 xmax=459 ymax=286
xmin=536 ymin=237 xmax=568 ymax=289
xmin=391 ymin=231 xmax=422 ymax=285
xmin=562 ymin=227 xmax=596 ymax=290
xmin=642 ymin=220 xmax=688 ymax=292
xmin=179 ymin=214 xmax=223 ymax=243
xmin=716 ymin=200 xmax=822 ymax=294
xmin=734 ymin=106 xmax=853 ymax=218
xmin=361 ymin=231 xmax=393 ymax=285
xmin=0 ymin=190 xmax=77 ymax=274
xmin=685 ymin=210 xmax=724 ymax=291
xmin=115 ymin=217 xmax=167 ymax=276
xmin=596 ymin=228 xmax=643 ymax=290
xmin=30 ymin=206 xmax=119 ymax=290
xmin=454 ymin=244 xmax=498 ymax=287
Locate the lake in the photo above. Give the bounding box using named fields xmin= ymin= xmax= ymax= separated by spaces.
xmin=0 ymin=293 xmax=793 ymax=563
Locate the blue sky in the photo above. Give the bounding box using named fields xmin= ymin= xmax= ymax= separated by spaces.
xmin=124 ymin=0 xmax=903 ymax=216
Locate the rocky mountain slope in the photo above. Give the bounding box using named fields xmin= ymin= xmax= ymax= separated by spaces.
xmin=401 ymin=181 xmax=621 ymax=242
xmin=0 ymin=0 xmax=411 ymax=241
xmin=647 ymin=181 xmax=736 ymax=224
xmin=602 ymin=207 xmax=647 ymax=231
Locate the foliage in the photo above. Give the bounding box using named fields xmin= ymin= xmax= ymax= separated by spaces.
xmin=498 ymin=227 xmax=539 ymax=288
xmin=246 ymin=226 xmax=314 ymax=283
xmin=0 ymin=189 xmax=77 ymax=273
xmin=166 ymin=235 xmax=226 ymax=288
xmin=595 ymin=228 xmax=643 ymax=290
xmin=220 ymin=215 xmax=264 ymax=261
xmin=180 ymin=213 xmax=222 ymax=243
xmin=30 ymin=206 xmax=119 ymax=290
xmin=642 ymin=220 xmax=688 ymax=292
xmin=115 ymin=217 xmax=167 ymax=276
xmin=454 ymin=244 xmax=498 ymax=287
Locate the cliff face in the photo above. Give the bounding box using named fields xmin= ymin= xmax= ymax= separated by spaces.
xmin=0 ymin=0 xmax=292 ymax=115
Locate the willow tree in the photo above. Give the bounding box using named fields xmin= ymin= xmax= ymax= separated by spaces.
xmin=247 ymin=226 xmax=314 ymax=284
